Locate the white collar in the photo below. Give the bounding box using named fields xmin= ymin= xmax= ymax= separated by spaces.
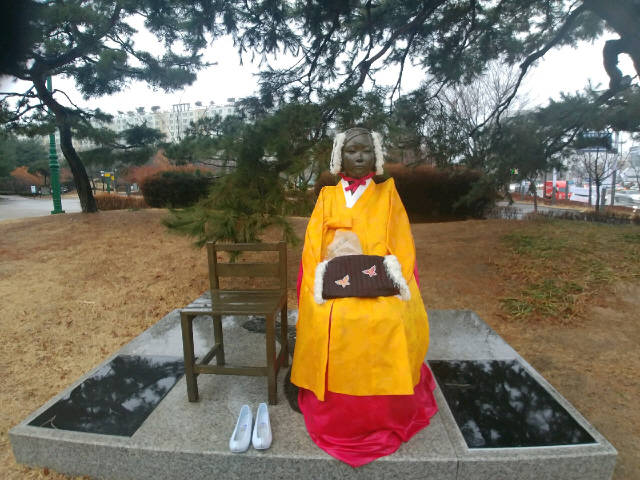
xmin=340 ymin=177 xmax=372 ymax=209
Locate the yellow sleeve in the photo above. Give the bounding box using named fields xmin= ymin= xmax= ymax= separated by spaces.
xmin=385 ymin=179 xmax=416 ymax=282
xmin=301 ymin=188 xmax=325 ymax=291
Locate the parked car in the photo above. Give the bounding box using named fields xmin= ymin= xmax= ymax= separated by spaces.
xmin=614 ymin=189 xmax=640 ymax=207
xmin=570 ymin=186 xmax=610 ymax=205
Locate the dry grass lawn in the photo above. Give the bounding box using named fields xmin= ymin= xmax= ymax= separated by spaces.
xmin=1 ymin=209 xmax=638 ymax=479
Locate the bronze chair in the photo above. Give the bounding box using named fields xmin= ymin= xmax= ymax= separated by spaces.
xmin=180 ymin=241 xmax=288 ymax=405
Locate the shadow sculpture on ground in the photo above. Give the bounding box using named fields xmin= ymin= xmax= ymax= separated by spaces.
xmin=243 ymin=316 xmax=300 ymax=413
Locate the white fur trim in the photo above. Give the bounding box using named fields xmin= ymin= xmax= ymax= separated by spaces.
xmin=314 ymin=260 xmax=329 ymax=304
xmin=329 ymin=133 xmax=345 ymax=175
xmin=371 ymin=132 xmax=385 ymax=176
xmin=383 ymin=255 xmax=411 ymax=300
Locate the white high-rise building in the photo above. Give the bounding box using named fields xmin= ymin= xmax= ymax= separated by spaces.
xmin=44 ymin=102 xmax=238 ymax=154
xmin=112 ymin=102 xmax=238 ymax=143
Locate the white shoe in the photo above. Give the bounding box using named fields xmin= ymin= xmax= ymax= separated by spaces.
xmin=229 ymin=405 xmax=252 ymax=453
xmin=252 ymin=402 xmax=272 ymax=450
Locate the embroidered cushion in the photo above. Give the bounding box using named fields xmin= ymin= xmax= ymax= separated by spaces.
xmin=321 ymin=254 xmax=399 ymax=299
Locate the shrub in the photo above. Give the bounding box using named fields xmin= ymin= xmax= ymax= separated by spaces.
xmin=0 ymin=177 xmax=17 ymax=194
xmin=6 ymin=166 xmax=42 ymax=194
xmin=386 ymin=164 xmax=495 ymax=220
xmin=95 ymin=194 xmax=148 ymax=211
xmin=122 ymin=160 xmax=174 ymax=185
xmin=313 ymin=164 xmax=495 ymax=220
xmin=140 ymin=169 xmax=216 ymax=208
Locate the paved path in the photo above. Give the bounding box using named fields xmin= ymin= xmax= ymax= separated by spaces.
xmin=0 ymin=194 xmax=82 ymax=221
xmin=0 ymin=196 xmax=586 ymax=223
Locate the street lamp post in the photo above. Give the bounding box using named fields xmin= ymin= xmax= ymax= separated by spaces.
xmin=47 ymin=76 xmax=65 ymax=214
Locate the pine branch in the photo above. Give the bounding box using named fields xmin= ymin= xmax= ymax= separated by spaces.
xmin=350 ymin=0 xmax=447 ymax=91
xmin=305 ymin=13 xmax=341 ymax=86
xmin=3 ymin=103 xmax=46 ymax=123
xmin=390 ymin=30 xmax=418 ymax=103
xmin=496 ymin=3 xmax=588 ymax=120
xmin=38 ymin=3 xmax=124 ymax=71
xmin=51 ymin=88 xmax=85 ymax=113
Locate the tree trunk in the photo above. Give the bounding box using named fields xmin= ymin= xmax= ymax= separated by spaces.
xmin=57 ymin=117 xmax=98 ymax=213
xmin=532 ymin=183 xmax=538 ymax=213
xmin=594 ymin=180 xmax=601 ymax=211
xmin=585 ymin=0 xmax=640 ymax=81
xmin=88 ymin=164 xmax=97 ymax=193
xmin=31 ymin=71 xmax=98 ymax=213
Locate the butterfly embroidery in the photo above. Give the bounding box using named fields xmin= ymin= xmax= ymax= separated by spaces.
xmin=362 ymin=265 xmax=377 ymax=277
xmin=335 ymin=275 xmax=350 ymax=288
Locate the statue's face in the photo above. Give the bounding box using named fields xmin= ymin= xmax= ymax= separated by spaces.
xmin=342 ymin=133 xmax=375 ymax=178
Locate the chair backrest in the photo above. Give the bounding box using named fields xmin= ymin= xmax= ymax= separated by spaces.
xmin=206 ymin=241 xmax=287 ymax=291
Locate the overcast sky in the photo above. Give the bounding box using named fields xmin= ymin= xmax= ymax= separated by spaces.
xmin=59 ymin=37 xmax=635 ymax=113
xmin=1 ymin=30 xmax=635 ymax=118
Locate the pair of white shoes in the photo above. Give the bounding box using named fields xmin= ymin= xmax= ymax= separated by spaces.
xmin=229 ymin=403 xmax=272 ymax=453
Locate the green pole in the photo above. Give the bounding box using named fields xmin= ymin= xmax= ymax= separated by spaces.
xmin=47 ymin=76 xmax=65 ymax=214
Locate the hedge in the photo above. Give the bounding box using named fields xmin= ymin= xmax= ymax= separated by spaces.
xmin=140 ymin=170 xmax=216 ymax=208
xmin=313 ymin=164 xmax=495 ymax=220
xmin=95 ymin=194 xmax=148 ymax=211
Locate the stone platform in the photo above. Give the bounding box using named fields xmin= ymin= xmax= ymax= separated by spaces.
xmin=10 ymin=308 xmax=616 ymax=480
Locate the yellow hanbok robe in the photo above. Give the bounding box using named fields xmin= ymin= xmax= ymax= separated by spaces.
xmin=291 ymin=178 xmax=430 ymax=401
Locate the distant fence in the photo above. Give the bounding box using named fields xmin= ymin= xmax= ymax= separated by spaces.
xmin=485 ymin=205 xmax=523 ymax=220
xmin=486 ymin=203 xmax=639 ymax=226
xmin=523 ymin=209 xmax=640 ymax=226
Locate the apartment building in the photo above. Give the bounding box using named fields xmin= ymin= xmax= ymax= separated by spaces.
xmin=112 ymin=102 xmax=237 ymax=143
xmin=45 ymin=101 xmax=238 ymax=155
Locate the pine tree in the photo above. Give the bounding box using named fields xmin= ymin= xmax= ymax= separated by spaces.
xmin=250 ymin=1 xmax=638 ymax=115
xmin=163 ymin=102 xmax=340 ymax=247
xmin=0 ymin=0 xmax=241 ymax=212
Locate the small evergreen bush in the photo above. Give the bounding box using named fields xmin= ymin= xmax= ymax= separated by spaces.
xmin=163 ymin=168 xmax=298 ymax=249
xmin=95 ymin=194 xmax=148 ymax=211
xmin=140 ymin=170 xmax=216 ymax=208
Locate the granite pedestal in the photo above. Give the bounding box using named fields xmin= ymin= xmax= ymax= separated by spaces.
xmin=10 ymin=307 xmax=616 ymax=480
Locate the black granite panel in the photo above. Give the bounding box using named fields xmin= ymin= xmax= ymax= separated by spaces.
xmin=29 ymin=355 xmax=184 ymax=437
xmin=428 ymin=359 xmax=596 ymax=449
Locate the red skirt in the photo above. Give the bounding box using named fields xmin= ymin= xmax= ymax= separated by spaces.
xmin=298 ymin=363 xmax=438 ymax=467
xmin=296 ymin=261 xmax=438 ymax=467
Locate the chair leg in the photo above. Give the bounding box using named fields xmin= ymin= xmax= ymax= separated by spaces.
xmin=180 ymin=312 xmax=199 ymax=402
xmin=212 ymin=314 xmax=225 ymax=365
xmin=265 ymin=313 xmax=277 ymax=405
xmin=281 ymin=304 xmax=289 ymax=367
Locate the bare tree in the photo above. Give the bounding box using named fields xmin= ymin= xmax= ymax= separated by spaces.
xmin=391 ymin=60 xmax=531 ymax=169
xmin=440 ymin=61 xmax=531 ymax=165
xmin=572 ymin=148 xmax=617 ymax=211
xmin=626 ymin=140 xmax=640 ymax=186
